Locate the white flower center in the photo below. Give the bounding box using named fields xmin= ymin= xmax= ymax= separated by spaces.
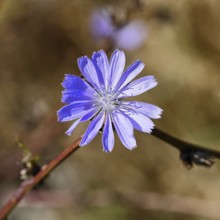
xmin=98 ymin=91 xmax=119 ymax=112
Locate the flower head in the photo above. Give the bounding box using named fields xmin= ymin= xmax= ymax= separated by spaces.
xmin=91 ymin=8 xmax=148 ymax=51
xmin=91 ymin=9 xmax=115 ymax=41
xmin=57 ymin=49 xmax=162 ymax=152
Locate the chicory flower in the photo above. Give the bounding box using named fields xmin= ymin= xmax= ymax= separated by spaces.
xmin=57 ymin=49 xmax=162 ymax=152
xmin=91 ymin=8 xmax=147 ymax=51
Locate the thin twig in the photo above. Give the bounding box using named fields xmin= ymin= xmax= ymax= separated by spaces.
xmin=1 ymin=127 xmax=220 ymax=219
xmin=0 ymin=137 xmax=81 ymax=220
xmin=152 ymin=127 xmax=220 ymax=168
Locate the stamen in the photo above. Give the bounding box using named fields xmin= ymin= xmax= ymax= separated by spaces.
xmin=96 ymin=90 xmax=119 ymax=112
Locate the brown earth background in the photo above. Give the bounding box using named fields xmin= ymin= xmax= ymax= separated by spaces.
xmin=1 ymin=0 xmax=220 ymax=219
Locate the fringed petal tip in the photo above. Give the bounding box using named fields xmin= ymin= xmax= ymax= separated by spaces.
xmin=148 ymin=127 xmax=153 ymax=134
xmin=79 ymin=142 xmax=90 ymax=147
xmin=57 ymin=116 xmax=65 ymax=123
xmin=56 ymin=111 xmax=62 ymax=122
xmin=77 ymin=56 xmax=88 ymax=70
xmin=92 ymin=49 xmax=106 ymax=56
xmin=103 ymin=148 xmax=112 ymax=153
xmin=127 ymin=145 xmax=137 ymax=151
xmin=149 ymin=76 xmax=158 ymax=88
xmin=77 ymin=55 xmax=88 ymax=61
xmin=146 ymin=126 xmax=154 ymax=134
xmin=103 ymin=144 xmax=114 ymax=152
xmin=157 ymin=108 xmax=163 ymax=118
xmin=149 ymin=106 xmax=163 ymax=119
xmin=65 ymin=131 xmax=72 ymax=136
xmin=61 ymin=74 xmax=71 ymax=88
xmin=79 ymin=143 xmax=83 ymax=147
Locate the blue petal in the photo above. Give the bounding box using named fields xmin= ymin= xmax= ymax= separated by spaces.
xmin=122 ymin=101 xmax=163 ymax=119
xmin=61 ymin=90 xmax=95 ymax=104
xmin=77 ymin=56 xmax=103 ymax=89
xmin=62 ymin=74 xmax=93 ymax=91
xmin=65 ymin=108 xmax=99 ymax=135
xmin=111 ymin=111 xmax=136 ymax=150
xmin=80 ymin=111 xmax=105 ymax=146
xmin=115 ymin=60 xmax=145 ymax=91
xmin=122 ymin=111 xmax=154 ymax=133
xmin=109 ymin=49 xmax=126 ymax=88
xmin=90 ymin=9 xmax=114 ymax=40
xmin=102 ymin=114 xmax=114 ymax=152
xmin=118 ymin=75 xmax=157 ymax=98
xmin=92 ymin=50 xmax=109 ymax=89
xmin=65 ymin=118 xmax=82 ymax=136
xmin=57 ymin=101 xmax=93 ymax=122
xmin=61 ymin=74 xmax=97 ymax=103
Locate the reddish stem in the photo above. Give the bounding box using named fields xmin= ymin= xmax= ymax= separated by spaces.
xmin=0 ymin=137 xmax=81 ymax=220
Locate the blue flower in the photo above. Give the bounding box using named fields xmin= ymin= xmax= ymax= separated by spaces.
xmin=90 ymin=8 xmax=148 ymax=51
xmin=57 ymin=49 xmax=162 ymax=152
xmin=90 ymin=9 xmax=115 ymax=41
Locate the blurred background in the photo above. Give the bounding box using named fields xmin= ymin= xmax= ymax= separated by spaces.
xmin=1 ymin=0 xmax=220 ymax=219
